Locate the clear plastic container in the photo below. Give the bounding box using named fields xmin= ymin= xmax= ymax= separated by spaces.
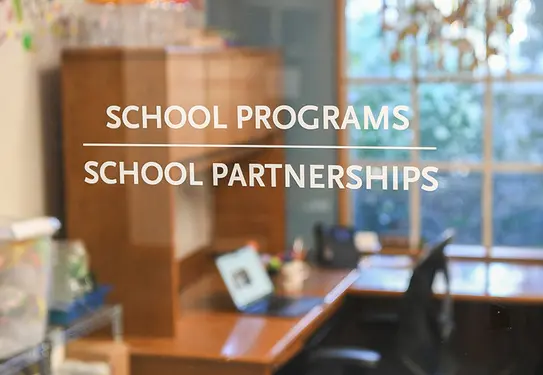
xmin=146 ymin=0 xmax=175 ymax=46
xmin=51 ymin=239 xmax=92 ymax=309
xmin=77 ymin=2 xmax=123 ymax=46
xmin=145 ymin=0 xmax=196 ymax=46
xmin=119 ymin=4 xmax=150 ymax=46
xmin=0 ymin=217 xmax=61 ymax=359
xmin=73 ymin=0 xmax=203 ymax=47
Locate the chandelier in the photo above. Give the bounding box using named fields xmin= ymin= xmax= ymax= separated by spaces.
xmin=380 ymin=0 xmax=515 ymax=72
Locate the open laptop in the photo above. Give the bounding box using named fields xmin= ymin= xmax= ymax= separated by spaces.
xmin=215 ymin=246 xmax=323 ymax=317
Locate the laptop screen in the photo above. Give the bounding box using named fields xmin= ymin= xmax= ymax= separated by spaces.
xmin=215 ymin=246 xmax=274 ymax=309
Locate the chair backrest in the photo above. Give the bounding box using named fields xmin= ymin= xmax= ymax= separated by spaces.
xmin=395 ymin=230 xmax=455 ymax=375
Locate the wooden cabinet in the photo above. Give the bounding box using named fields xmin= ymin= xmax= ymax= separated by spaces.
xmin=61 ymin=47 xmax=284 ymax=338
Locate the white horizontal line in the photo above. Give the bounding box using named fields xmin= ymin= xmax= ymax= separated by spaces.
xmin=82 ymin=143 xmax=437 ymax=151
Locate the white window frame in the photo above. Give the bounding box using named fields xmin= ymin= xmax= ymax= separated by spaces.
xmin=337 ymin=0 xmax=543 ymax=255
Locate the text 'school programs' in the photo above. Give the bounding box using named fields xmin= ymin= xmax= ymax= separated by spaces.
xmin=84 ymin=104 xmax=438 ymax=191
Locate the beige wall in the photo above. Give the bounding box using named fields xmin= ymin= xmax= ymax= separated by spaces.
xmin=0 ymin=37 xmax=61 ymax=219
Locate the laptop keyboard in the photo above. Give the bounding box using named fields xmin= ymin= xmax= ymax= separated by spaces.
xmin=244 ymin=296 xmax=323 ymax=316
xmin=268 ymin=296 xmax=295 ymax=311
xmin=268 ymin=296 xmax=323 ymax=316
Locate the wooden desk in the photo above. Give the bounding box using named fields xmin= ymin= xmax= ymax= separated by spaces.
xmin=129 ymin=268 xmax=359 ymax=375
xmin=353 ymin=256 xmax=543 ymax=304
xmin=129 ymin=257 xmax=543 ymax=375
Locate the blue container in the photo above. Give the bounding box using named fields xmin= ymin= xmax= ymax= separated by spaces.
xmin=49 ymin=285 xmax=112 ymax=326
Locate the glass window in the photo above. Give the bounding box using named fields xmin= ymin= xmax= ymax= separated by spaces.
xmin=343 ymin=0 xmax=543 ymax=251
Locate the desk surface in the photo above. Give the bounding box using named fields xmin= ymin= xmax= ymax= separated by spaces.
xmin=354 ymin=256 xmax=543 ymax=304
xmin=129 ymin=268 xmax=357 ymax=366
xmin=129 ymin=256 xmax=543 ymax=373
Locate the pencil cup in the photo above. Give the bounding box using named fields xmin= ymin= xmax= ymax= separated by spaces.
xmin=281 ymin=260 xmax=309 ymax=294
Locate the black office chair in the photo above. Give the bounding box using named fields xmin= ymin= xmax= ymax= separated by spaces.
xmin=306 ymin=230 xmax=456 ymax=375
xmin=536 ymin=357 xmax=543 ymax=375
xmin=313 ymin=223 xmax=400 ymax=350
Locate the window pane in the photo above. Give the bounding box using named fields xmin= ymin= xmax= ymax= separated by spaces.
xmin=421 ymin=171 xmax=482 ymax=244
xmin=419 ymin=83 xmax=483 ymax=162
xmin=417 ymin=1 xmax=487 ymax=77
xmin=345 ymin=0 xmax=411 ymax=78
xmin=490 ymin=0 xmax=543 ymax=75
xmin=348 ymin=84 xmax=413 ymax=161
xmin=346 ymin=0 xmax=543 ymax=77
xmin=493 ymin=82 xmax=543 ymax=163
xmin=352 ymin=171 xmax=409 ymax=236
xmin=493 ymin=173 xmax=543 ymax=247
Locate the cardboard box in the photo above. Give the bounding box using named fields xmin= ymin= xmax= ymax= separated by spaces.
xmin=66 ymin=340 xmax=129 ymax=375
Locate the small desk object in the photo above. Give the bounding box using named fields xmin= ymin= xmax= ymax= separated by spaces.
xmin=314 ymin=224 xmax=360 ymax=268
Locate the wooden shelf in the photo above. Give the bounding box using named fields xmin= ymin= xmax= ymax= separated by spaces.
xmin=61 ymin=47 xmax=285 ymax=338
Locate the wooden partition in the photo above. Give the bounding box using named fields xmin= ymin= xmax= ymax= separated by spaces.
xmin=61 ymin=47 xmax=284 ymax=338
xmin=213 ymin=132 xmax=286 ymax=254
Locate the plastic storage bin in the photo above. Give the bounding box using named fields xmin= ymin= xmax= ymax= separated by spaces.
xmin=49 ymin=285 xmax=112 ymax=326
xmin=0 ymin=217 xmax=61 ymax=359
xmin=51 ymin=239 xmax=92 ymax=308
